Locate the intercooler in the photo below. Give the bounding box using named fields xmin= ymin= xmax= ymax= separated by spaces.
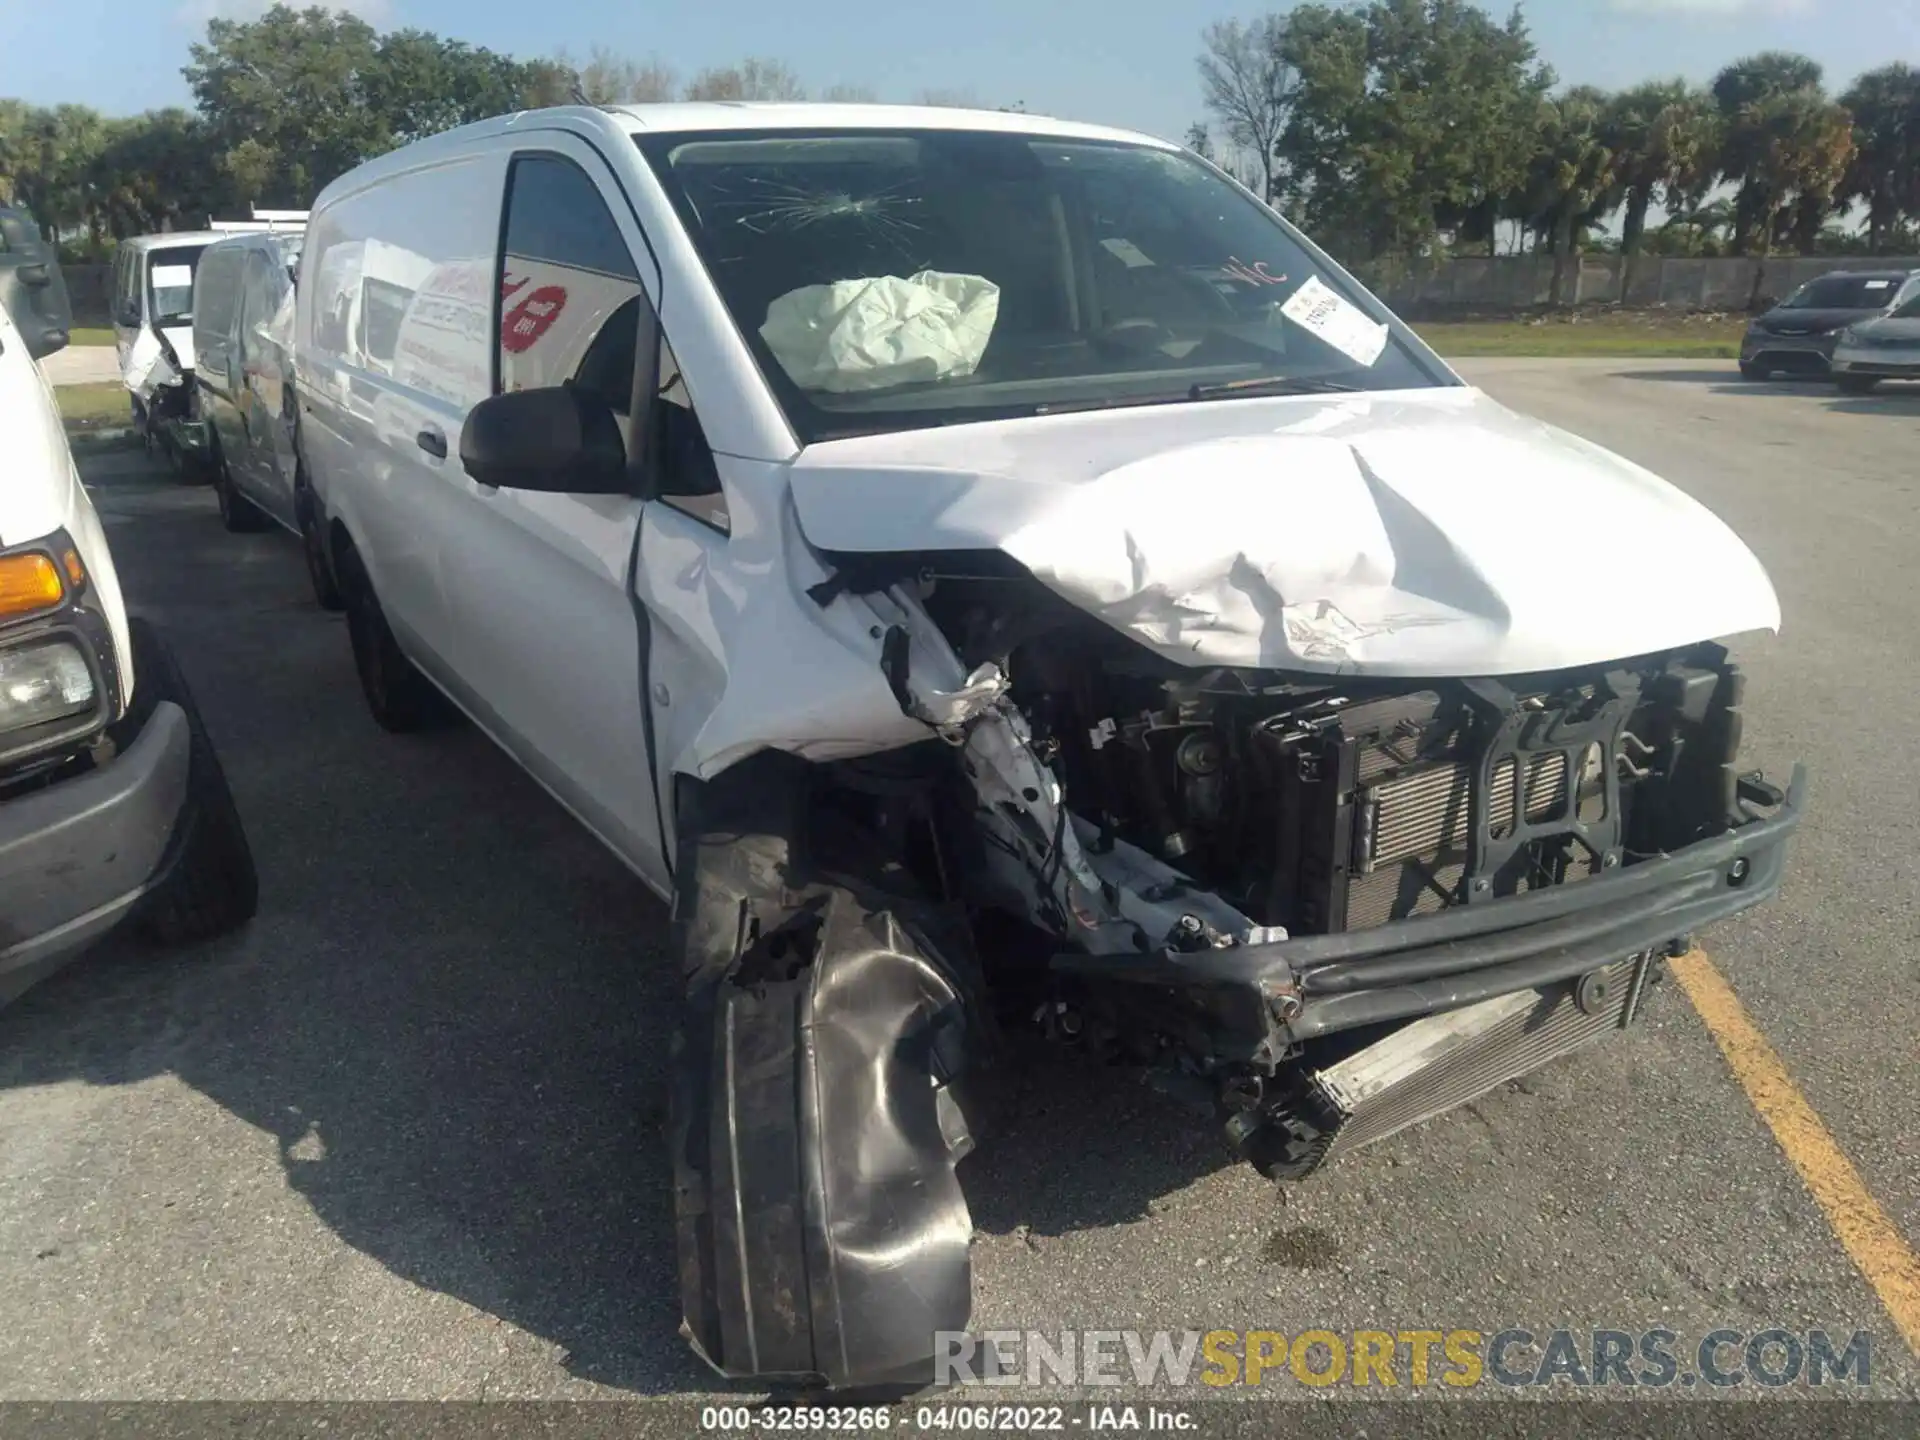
xmin=1280 ymin=950 xmax=1659 ymax=1176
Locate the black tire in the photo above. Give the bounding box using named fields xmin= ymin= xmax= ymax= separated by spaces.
xmin=1837 ymin=375 xmax=1880 ymax=396
xmin=335 ymin=540 xmax=456 ymax=733
xmin=120 ymin=617 xmax=261 ymax=946
xmin=670 ymin=757 xmax=995 ymax=1390
xmin=296 ymin=477 xmax=345 ymax=611
xmin=211 ymin=437 xmax=270 ymax=533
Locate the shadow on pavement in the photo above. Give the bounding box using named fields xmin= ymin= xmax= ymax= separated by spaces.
xmin=1614 ymin=368 xmax=1920 ymax=415
xmin=0 ymin=453 xmax=1220 ymax=1394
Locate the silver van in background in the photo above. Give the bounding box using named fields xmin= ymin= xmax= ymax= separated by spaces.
xmin=190 ymin=228 xmax=312 ymax=551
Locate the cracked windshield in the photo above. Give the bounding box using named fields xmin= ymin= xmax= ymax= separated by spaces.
xmin=640 ymin=131 xmax=1443 ymax=438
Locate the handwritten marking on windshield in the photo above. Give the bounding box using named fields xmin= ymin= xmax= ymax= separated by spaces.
xmin=1222 ymin=257 xmax=1288 ymax=287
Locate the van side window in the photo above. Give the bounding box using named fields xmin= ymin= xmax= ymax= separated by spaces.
xmin=196 ymin=251 xmax=240 ymax=341
xmin=497 ymin=154 xmax=644 ymax=397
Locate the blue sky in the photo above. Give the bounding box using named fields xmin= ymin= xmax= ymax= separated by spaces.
xmin=6 ymin=0 xmax=1918 ymax=147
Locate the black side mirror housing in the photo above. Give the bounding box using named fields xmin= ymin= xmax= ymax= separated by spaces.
xmin=116 ymin=303 xmax=141 ymax=328
xmin=458 ymin=384 xmax=629 ymax=494
xmin=23 ymin=325 xmax=69 ymax=361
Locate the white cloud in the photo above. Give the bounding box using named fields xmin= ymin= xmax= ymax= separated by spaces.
xmin=1608 ymin=0 xmax=1815 ymax=14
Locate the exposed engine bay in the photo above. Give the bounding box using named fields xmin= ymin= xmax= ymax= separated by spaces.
xmin=838 ymin=554 xmax=1793 ymax=1179
xmin=674 ymin=550 xmax=1802 ymax=1391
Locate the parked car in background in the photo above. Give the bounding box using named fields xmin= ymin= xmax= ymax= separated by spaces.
xmin=0 ymin=289 xmax=258 ymax=1008
xmin=1740 ymin=267 xmax=1920 ymax=380
xmin=111 ymin=212 xmax=307 ymax=470
xmin=190 ymin=229 xmax=325 ymax=586
xmin=0 ymin=205 xmax=73 ymax=361
xmin=1830 ymin=289 xmax=1920 ymax=394
xmin=297 ymin=102 xmax=1802 ymax=1393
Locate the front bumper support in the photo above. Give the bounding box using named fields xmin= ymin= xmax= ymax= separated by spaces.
xmin=1054 ymin=764 xmax=1805 ymax=1059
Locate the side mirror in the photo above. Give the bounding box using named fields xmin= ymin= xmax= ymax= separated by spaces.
xmin=458 ymin=384 xmax=629 ymax=494
xmin=23 ymin=325 xmax=69 ymax=361
xmin=16 ymin=263 xmax=51 ymax=289
xmin=115 ymin=302 xmax=140 ymax=328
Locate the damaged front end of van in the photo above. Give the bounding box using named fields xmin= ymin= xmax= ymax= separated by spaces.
xmin=666 ymin=391 xmax=1804 ymax=1394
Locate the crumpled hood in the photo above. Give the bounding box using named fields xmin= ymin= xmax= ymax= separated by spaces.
xmin=787 ymin=386 xmax=1781 ymax=677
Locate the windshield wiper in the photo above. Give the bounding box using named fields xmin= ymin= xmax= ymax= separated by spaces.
xmin=1186 ymin=375 xmax=1360 ymax=400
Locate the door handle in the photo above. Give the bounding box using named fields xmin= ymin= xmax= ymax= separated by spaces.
xmin=416 ymin=428 xmax=447 ymax=459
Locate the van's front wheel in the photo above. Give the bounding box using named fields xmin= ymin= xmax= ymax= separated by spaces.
xmin=335 ymin=542 xmax=455 ymax=733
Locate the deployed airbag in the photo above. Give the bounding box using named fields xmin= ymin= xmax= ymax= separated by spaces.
xmin=760 ymin=270 xmax=1000 ymax=393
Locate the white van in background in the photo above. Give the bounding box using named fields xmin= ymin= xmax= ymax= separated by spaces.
xmin=111 ymin=211 xmax=307 ymax=468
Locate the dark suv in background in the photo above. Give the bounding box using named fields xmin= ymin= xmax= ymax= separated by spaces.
xmin=0 ymin=205 xmax=73 ymax=361
xmin=1740 ymin=268 xmax=1920 ymax=380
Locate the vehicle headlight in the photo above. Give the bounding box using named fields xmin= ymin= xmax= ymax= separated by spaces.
xmin=0 ymin=640 xmax=96 ymax=733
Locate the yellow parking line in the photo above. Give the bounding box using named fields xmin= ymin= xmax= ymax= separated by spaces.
xmin=1671 ymin=948 xmax=1920 ymax=1357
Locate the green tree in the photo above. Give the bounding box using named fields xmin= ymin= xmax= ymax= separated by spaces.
xmin=88 ymin=109 xmax=228 ymax=241
xmin=1519 ymin=87 xmax=1618 ymax=304
xmin=1602 ymin=81 xmax=1720 ymax=296
xmin=1 ymin=103 xmax=108 ymax=243
xmin=1840 ymin=63 xmax=1920 ymax=252
xmin=184 ymin=4 xmax=391 ymax=206
xmin=369 ymin=31 xmax=552 ymax=143
xmin=1276 ymin=0 xmax=1553 ymax=263
xmin=1710 ymin=51 xmax=1851 ymax=256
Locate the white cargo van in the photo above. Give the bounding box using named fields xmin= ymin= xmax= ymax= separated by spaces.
xmin=111 ymin=212 xmax=307 ymax=468
xmin=190 ymin=229 xmax=323 ymax=587
xmin=294 ymin=103 xmax=1802 ymax=1392
xmin=0 ymin=292 xmax=258 ymax=1006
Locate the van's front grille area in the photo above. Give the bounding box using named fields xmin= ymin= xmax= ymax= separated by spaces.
xmin=1344 ymin=753 xmax=1579 ymax=932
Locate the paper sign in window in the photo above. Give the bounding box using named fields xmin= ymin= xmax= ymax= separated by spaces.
xmin=152 ymin=265 xmax=193 ymax=288
xmin=1281 ymin=276 xmax=1389 ymax=367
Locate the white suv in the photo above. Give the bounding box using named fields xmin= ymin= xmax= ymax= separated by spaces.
xmin=0 ymin=300 xmax=258 ymax=1005
xmin=295 ymin=102 xmax=1803 ymax=1390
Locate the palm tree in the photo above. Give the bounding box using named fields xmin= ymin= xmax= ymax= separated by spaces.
xmin=1523 ymin=87 xmax=1618 ymax=305
xmin=1711 ymin=52 xmax=1833 ymax=256
xmin=1840 ymin=63 xmax=1920 ymax=253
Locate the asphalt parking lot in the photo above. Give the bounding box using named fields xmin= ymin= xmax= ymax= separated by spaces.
xmin=1 ymin=359 xmax=1916 ymax=1401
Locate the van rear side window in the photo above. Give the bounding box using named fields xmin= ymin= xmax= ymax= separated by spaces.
xmin=302 ymin=155 xmax=501 ymax=410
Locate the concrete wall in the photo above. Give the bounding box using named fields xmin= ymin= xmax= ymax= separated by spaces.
xmin=1376 ymin=254 xmax=1920 ymax=312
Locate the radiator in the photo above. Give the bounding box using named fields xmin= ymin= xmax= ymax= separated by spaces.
xmin=1345 ymin=752 xmax=1576 ymax=931
xmin=1293 ymin=951 xmax=1656 ymax=1173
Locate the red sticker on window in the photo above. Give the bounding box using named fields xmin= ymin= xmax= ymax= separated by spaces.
xmin=501 ymin=285 xmax=568 ymax=353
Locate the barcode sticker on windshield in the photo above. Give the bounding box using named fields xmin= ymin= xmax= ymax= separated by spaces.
xmin=1281 ymin=276 xmax=1389 ymax=367
xmin=152 ymin=265 xmax=193 ymax=288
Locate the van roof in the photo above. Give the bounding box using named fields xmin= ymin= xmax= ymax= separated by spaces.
xmin=120 ymin=231 xmax=246 ymax=253
xmin=312 ymin=102 xmax=1180 ymax=213
xmin=606 ymin=101 xmax=1170 ymax=149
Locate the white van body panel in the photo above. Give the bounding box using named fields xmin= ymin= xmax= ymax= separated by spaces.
xmin=0 ymin=302 xmax=133 ymax=703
